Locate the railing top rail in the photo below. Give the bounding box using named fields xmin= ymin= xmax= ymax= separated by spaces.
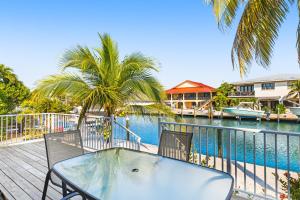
xmin=160 ymin=121 xmax=260 ymax=132
xmin=260 ymin=129 xmax=300 ymax=137
xmin=114 ymin=120 xmax=141 ymax=142
xmin=85 ymin=115 xmax=109 ymax=120
xmin=160 ymin=121 xmax=300 ymax=136
xmin=0 ymin=113 xmax=110 ymax=118
xmin=0 ymin=113 xmax=80 ymax=117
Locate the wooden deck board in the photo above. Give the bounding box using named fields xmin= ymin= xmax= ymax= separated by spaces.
xmin=0 ymin=156 xmax=61 ymax=200
xmin=0 ymin=141 xmax=63 ymax=200
xmin=0 ymin=180 xmax=16 ymax=200
xmin=0 ymin=169 xmax=32 ymax=200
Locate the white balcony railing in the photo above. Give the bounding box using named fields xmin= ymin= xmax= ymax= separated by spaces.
xmin=0 ymin=113 xmax=141 ymax=151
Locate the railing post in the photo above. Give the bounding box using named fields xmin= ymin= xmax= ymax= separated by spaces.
xmin=158 ymin=117 xmax=162 ymax=142
xmin=217 ymin=129 xmax=223 ymax=157
xmin=226 ymin=130 xmax=231 ymax=174
xmin=111 ymin=115 xmax=114 ymax=148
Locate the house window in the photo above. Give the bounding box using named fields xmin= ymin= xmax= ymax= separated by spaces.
xmin=184 ymin=93 xmax=196 ymax=100
xmin=198 ymin=92 xmax=210 ymax=99
xmin=205 ymin=93 xmax=210 ymax=97
xmin=239 ymin=85 xmax=254 ymax=92
xmin=262 ymin=83 xmax=275 ymax=90
xmin=173 ymin=94 xmax=183 ymax=100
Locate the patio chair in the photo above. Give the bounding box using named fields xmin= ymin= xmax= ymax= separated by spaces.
xmin=42 ymin=130 xmax=84 ymax=200
xmin=0 ymin=190 xmax=7 ymax=200
xmin=158 ymin=130 xmax=193 ymax=162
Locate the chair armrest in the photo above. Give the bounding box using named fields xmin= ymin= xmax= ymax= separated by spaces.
xmin=60 ymin=192 xmax=81 ymax=200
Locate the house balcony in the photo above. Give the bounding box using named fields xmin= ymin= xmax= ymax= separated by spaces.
xmin=165 ymin=97 xmax=210 ymax=102
xmin=229 ymin=91 xmax=255 ymax=97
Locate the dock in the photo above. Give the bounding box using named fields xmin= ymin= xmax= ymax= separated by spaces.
xmin=172 ymin=108 xmax=299 ymax=122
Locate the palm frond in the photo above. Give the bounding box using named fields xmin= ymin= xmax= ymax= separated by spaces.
xmin=288 ymin=80 xmax=300 ymax=94
xmin=205 ymin=0 xmax=242 ymax=29
xmin=297 ymin=0 xmax=300 ymax=64
xmin=119 ymin=53 xmax=163 ymax=102
xmin=33 ymin=73 xmax=92 ymax=102
xmin=95 ymin=33 xmax=120 ymax=84
xmin=207 ymin=0 xmax=297 ymax=75
xmin=231 ymin=0 xmax=289 ymax=76
xmin=61 ymin=45 xmax=100 ymax=75
xmin=35 ymin=33 xmax=169 ymax=120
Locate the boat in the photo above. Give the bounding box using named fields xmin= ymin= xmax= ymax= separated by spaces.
xmin=223 ymin=102 xmax=264 ymax=119
xmin=290 ymin=107 xmax=300 ymax=117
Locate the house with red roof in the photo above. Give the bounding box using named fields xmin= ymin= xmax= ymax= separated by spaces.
xmin=165 ymin=80 xmax=215 ymax=109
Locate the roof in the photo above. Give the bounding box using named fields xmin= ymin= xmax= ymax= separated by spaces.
xmin=166 ymin=80 xmax=215 ymax=94
xmin=232 ymin=74 xmax=300 ymax=85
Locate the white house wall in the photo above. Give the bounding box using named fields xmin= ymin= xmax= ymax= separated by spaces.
xmin=254 ymin=81 xmax=290 ymax=98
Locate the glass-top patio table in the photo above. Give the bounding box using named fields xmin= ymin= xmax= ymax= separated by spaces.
xmin=52 ymin=148 xmax=234 ymax=200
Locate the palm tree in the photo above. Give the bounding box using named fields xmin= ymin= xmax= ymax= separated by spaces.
xmin=34 ymin=33 xmax=169 ymax=123
xmin=206 ymin=0 xmax=299 ymax=76
xmin=288 ymin=80 xmax=300 ymax=105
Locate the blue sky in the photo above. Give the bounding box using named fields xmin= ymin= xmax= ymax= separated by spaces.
xmin=0 ymin=0 xmax=299 ymax=89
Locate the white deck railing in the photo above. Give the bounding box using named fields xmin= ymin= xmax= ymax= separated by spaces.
xmin=0 ymin=113 xmax=141 ymax=151
xmin=158 ymin=119 xmax=300 ymax=200
xmin=80 ymin=115 xmax=141 ymax=151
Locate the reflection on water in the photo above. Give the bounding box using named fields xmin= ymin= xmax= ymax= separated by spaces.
xmin=120 ymin=115 xmax=300 ymax=172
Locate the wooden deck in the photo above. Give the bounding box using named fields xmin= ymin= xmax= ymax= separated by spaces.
xmin=0 ymin=141 xmax=246 ymax=200
xmin=0 ymin=141 xmax=160 ymax=200
xmin=0 ymin=141 xmax=63 ymax=200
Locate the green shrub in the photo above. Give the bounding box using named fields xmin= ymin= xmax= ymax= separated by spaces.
xmin=262 ymin=106 xmax=271 ymax=113
xmin=276 ymin=104 xmax=286 ymax=114
xmin=277 ymin=172 xmax=300 ymax=200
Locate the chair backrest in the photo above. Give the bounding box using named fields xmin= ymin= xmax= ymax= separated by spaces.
xmin=44 ymin=130 xmax=84 ymax=185
xmin=158 ymin=130 xmax=193 ymax=162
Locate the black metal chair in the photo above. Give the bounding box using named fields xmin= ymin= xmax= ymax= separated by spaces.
xmin=42 ymin=130 xmax=84 ymax=200
xmin=158 ymin=130 xmax=193 ymax=162
xmin=0 ymin=190 xmax=7 ymax=200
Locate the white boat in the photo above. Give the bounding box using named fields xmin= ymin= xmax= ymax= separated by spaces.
xmin=290 ymin=107 xmax=300 ymax=117
xmin=223 ymin=102 xmax=264 ymax=119
xmin=223 ymin=107 xmax=265 ymax=118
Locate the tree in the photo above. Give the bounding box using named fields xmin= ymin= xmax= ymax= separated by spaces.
xmin=206 ymin=0 xmax=299 ymax=76
xmin=288 ymin=80 xmax=300 ymax=104
xmin=213 ymin=82 xmax=256 ymax=110
xmin=21 ymin=96 xmax=74 ymax=113
xmin=215 ymin=82 xmax=236 ymax=96
xmin=213 ymin=82 xmax=236 ymax=110
xmin=0 ymin=64 xmax=30 ymax=114
xmin=33 ymin=33 xmax=168 ymax=123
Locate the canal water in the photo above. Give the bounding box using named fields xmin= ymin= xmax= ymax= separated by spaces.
xmin=119 ymin=115 xmax=300 ymax=172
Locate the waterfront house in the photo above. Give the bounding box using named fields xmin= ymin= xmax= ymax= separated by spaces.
xmin=229 ymin=74 xmax=300 ymax=110
xmin=165 ymin=80 xmax=215 ymax=109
